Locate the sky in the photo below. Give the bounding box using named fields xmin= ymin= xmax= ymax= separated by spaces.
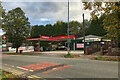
xmin=0 ymin=2 xmax=91 ymax=35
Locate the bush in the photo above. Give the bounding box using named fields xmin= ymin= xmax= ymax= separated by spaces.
xmin=64 ymin=54 xmax=80 ymax=58
xmin=3 ymin=53 xmax=36 ymax=55
xmin=2 ymin=70 xmax=19 ymax=79
xmin=93 ymin=56 xmax=120 ymax=61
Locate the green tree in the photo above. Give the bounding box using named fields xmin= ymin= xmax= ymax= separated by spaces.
xmin=82 ymin=19 xmax=90 ymax=37
xmin=0 ymin=2 xmax=5 ymax=28
xmin=31 ymin=25 xmax=44 ymax=37
xmin=44 ymin=24 xmax=54 ymax=36
xmin=86 ymin=15 xmax=106 ymax=36
xmin=69 ymin=21 xmax=81 ymax=35
xmin=83 ymin=1 xmax=120 ymax=47
xmin=2 ymin=7 xmax=30 ymax=53
xmin=30 ymin=21 xmax=68 ymax=48
xmin=53 ymin=21 xmax=67 ymax=36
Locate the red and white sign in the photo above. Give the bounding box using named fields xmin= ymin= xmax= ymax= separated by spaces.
xmin=48 ymin=43 xmax=51 ymax=45
xmin=58 ymin=43 xmax=60 ymax=45
xmin=41 ymin=36 xmax=49 ymax=39
xmin=2 ymin=48 xmax=6 ymax=50
xmin=76 ymin=43 xmax=84 ymax=48
xmin=2 ymin=36 xmax=6 ymax=39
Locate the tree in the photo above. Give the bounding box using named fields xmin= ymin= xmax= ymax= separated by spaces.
xmin=83 ymin=1 xmax=120 ymax=47
xmin=69 ymin=20 xmax=90 ymax=38
xmin=0 ymin=2 xmax=5 ymax=28
xmin=30 ymin=21 xmax=68 ymax=48
xmin=69 ymin=21 xmax=81 ymax=36
xmin=53 ymin=21 xmax=67 ymax=36
xmin=82 ymin=19 xmax=90 ymax=37
xmin=44 ymin=24 xmax=54 ymax=36
xmin=31 ymin=25 xmax=44 ymax=37
xmin=2 ymin=7 xmax=30 ymax=53
xmin=86 ymin=15 xmax=106 ymax=36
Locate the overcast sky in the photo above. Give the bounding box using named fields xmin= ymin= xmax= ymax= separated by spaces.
xmin=0 ymin=2 xmax=91 ymax=35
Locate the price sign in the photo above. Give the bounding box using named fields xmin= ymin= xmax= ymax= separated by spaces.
xmin=76 ymin=43 xmax=84 ymax=48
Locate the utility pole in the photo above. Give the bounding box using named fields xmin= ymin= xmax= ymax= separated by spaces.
xmin=83 ymin=13 xmax=85 ymax=54
xmin=67 ymin=0 xmax=70 ymax=55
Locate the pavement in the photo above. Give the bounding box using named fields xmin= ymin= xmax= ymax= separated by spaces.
xmin=4 ymin=50 xmax=84 ymax=55
xmin=1 ymin=52 xmax=119 ymax=80
xmin=35 ymin=51 xmax=84 ymax=55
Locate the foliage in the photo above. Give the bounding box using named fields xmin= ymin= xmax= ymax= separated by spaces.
xmin=69 ymin=21 xmax=82 ymax=37
xmin=0 ymin=2 xmax=5 ymax=28
xmin=2 ymin=7 xmax=30 ymax=53
xmin=83 ymin=2 xmax=120 ymax=46
xmin=31 ymin=20 xmax=90 ymax=40
xmin=53 ymin=21 xmax=68 ymax=36
xmin=3 ymin=52 xmax=36 ymax=55
xmin=2 ymin=70 xmax=19 ymax=79
xmin=31 ymin=21 xmax=68 ymax=37
xmin=64 ymin=54 xmax=80 ymax=58
xmin=93 ymin=56 xmax=120 ymax=61
xmin=31 ymin=21 xmax=68 ymax=48
xmin=86 ymin=15 xmax=107 ymax=36
xmin=0 ymin=35 xmax=1 ymax=41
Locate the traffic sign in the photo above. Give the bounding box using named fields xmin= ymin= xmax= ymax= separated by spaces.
xmin=2 ymin=36 xmax=6 ymax=40
xmin=2 ymin=36 xmax=7 ymax=52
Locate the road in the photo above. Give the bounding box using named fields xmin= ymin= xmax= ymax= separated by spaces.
xmin=2 ymin=53 xmax=119 ymax=79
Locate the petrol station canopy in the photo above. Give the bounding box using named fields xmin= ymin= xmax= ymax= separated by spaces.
xmin=25 ymin=35 xmax=75 ymax=41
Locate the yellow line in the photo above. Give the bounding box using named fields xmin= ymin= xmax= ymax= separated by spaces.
xmin=14 ymin=70 xmax=24 ymax=73
xmin=13 ymin=71 xmax=24 ymax=75
xmin=27 ymin=76 xmax=34 ymax=78
xmin=31 ymin=75 xmax=41 ymax=78
xmin=10 ymin=69 xmax=24 ymax=75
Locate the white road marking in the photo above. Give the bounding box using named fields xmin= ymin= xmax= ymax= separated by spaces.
xmin=17 ymin=66 xmax=33 ymax=72
xmin=4 ymin=64 xmax=8 ymax=65
xmin=27 ymin=56 xmax=39 ymax=57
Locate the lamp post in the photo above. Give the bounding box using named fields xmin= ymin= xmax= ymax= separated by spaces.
xmin=67 ymin=0 xmax=70 ymax=55
xmin=83 ymin=13 xmax=85 ymax=54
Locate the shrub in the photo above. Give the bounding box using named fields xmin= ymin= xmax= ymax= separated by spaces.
xmin=64 ymin=54 xmax=80 ymax=58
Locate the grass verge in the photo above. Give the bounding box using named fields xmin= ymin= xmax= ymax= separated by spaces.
xmin=64 ymin=54 xmax=80 ymax=58
xmin=92 ymin=56 xmax=120 ymax=61
xmin=1 ymin=70 xmax=19 ymax=79
xmin=3 ymin=53 xmax=36 ymax=55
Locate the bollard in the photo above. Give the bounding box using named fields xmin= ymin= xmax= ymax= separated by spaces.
xmin=91 ymin=42 xmax=94 ymax=47
xmin=100 ymin=47 xmax=103 ymax=56
xmin=85 ymin=47 xmax=88 ymax=55
xmin=108 ymin=47 xmax=111 ymax=55
xmin=20 ymin=50 xmax=23 ymax=54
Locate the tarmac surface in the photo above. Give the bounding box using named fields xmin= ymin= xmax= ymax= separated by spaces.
xmin=1 ymin=52 xmax=119 ymax=79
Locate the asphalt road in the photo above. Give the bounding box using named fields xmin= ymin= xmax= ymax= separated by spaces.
xmin=2 ymin=53 xmax=119 ymax=79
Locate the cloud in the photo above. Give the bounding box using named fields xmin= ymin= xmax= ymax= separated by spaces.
xmin=40 ymin=18 xmax=51 ymax=21
xmin=29 ymin=18 xmax=53 ymax=25
xmin=2 ymin=2 xmax=91 ymax=25
xmin=0 ymin=30 xmax=4 ymax=35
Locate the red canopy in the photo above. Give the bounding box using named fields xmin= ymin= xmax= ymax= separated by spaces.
xmin=26 ymin=35 xmax=75 ymax=41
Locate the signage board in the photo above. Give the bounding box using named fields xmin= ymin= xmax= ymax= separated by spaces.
xmin=2 ymin=44 xmax=6 ymax=47
xmin=76 ymin=43 xmax=84 ymax=48
xmin=2 ymin=35 xmax=7 ymax=52
xmin=82 ymin=38 xmax=101 ymax=42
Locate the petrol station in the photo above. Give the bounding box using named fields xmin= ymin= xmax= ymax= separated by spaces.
xmin=25 ymin=35 xmax=75 ymax=51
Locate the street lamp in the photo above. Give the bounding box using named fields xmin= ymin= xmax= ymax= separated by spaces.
xmin=81 ymin=1 xmax=85 ymax=54
xmin=83 ymin=13 xmax=85 ymax=54
xmin=67 ymin=0 xmax=70 ymax=55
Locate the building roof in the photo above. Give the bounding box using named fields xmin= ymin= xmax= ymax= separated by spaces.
xmin=77 ymin=35 xmax=102 ymax=39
